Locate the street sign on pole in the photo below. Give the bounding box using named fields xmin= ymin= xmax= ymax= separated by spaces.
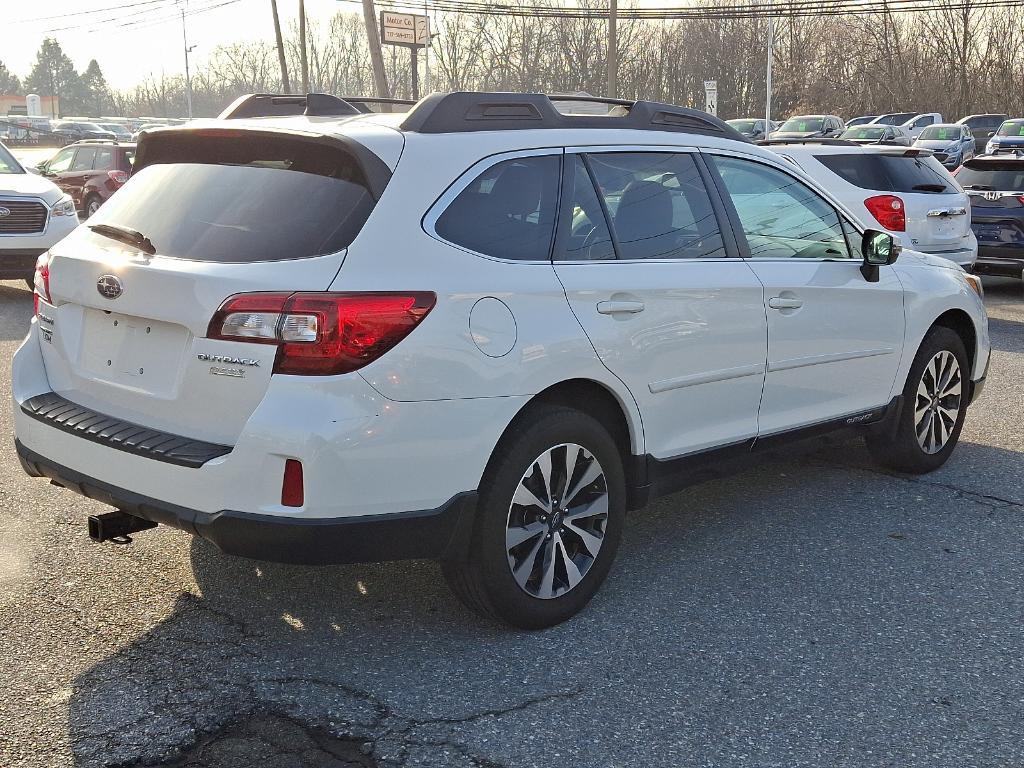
xmin=703 ymin=80 xmax=718 ymax=117
xmin=380 ymin=11 xmax=430 ymax=47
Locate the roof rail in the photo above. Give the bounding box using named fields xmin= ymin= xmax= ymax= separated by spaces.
xmin=70 ymin=138 xmax=121 ymax=146
xmin=338 ymin=96 xmax=418 ymax=114
xmin=218 ymin=92 xmax=361 ymax=120
xmin=399 ymin=92 xmax=745 ymax=139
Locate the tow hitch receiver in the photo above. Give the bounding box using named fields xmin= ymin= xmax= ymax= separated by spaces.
xmin=88 ymin=511 xmax=158 ymax=544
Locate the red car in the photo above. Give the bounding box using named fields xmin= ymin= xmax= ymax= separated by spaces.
xmin=37 ymin=140 xmax=135 ymax=218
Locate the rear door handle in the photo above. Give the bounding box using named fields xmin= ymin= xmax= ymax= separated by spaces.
xmin=768 ymin=296 xmax=803 ymax=310
xmin=596 ymin=300 xmax=645 ymax=315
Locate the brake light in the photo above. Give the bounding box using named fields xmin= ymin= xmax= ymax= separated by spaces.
xmin=33 ymin=252 xmax=51 ymax=315
xmin=107 ymin=170 xmax=128 ymax=184
xmin=208 ymin=292 xmax=436 ymax=375
xmin=864 ymin=194 xmax=906 ymax=231
xmin=281 ymin=459 xmax=304 ymax=507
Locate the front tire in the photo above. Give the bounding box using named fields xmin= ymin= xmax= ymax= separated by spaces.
xmin=443 ymin=405 xmax=626 ymax=629
xmin=84 ymin=195 xmax=102 ymax=218
xmin=866 ymin=327 xmax=969 ymax=474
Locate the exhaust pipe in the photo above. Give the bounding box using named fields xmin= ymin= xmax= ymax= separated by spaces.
xmin=88 ymin=511 xmax=158 ymax=543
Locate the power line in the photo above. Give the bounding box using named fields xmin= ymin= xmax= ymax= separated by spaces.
xmin=10 ymin=0 xmax=173 ymax=25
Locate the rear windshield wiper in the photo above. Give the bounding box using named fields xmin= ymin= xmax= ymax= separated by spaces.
xmin=911 ymin=183 xmax=948 ymax=193
xmin=962 ymin=184 xmax=993 ymax=191
xmin=88 ymin=223 xmax=156 ymax=255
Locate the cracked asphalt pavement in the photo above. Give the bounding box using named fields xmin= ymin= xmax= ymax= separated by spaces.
xmin=1 ymin=277 xmax=1022 ymax=768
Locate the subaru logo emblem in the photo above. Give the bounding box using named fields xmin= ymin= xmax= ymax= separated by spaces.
xmin=0 ymin=207 xmax=10 ymax=218
xmin=96 ymin=274 xmax=123 ymax=300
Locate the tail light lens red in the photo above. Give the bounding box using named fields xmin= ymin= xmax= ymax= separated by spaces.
xmin=864 ymin=194 xmax=906 ymax=232
xmin=208 ymin=292 xmax=436 ymax=375
xmin=33 ymin=252 xmax=51 ymax=315
xmin=107 ymin=170 xmax=128 ymax=185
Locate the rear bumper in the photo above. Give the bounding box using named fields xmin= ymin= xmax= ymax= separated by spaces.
xmin=16 ymin=439 xmax=477 ymax=565
xmin=972 ymin=243 xmax=1024 ymax=278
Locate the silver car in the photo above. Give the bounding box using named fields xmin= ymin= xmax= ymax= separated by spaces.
xmin=914 ymin=124 xmax=975 ymax=169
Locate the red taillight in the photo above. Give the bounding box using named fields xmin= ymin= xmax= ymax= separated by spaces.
xmin=33 ymin=252 xmax=51 ymax=314
xmin=864 ymin=194 xmax=906 ymax=232
xmin=951 ymin=166 xmax=961 ymax=176
xmin=281 ymin=459 xmax=304 ymax=507
xmin=208 ymin=292 xmax=436 ymax=375
xmin=107 ymin=170 xmax=128 ymax=185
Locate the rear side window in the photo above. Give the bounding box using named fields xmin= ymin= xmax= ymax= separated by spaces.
xmin=87 ymin=133 xmax=379 ymax=263
xmin=94 ymin=147 xmax=114 ymax=170
xmin=584 ymin=152 xmax=725 ymax=260
xmin=815 ymin=153 xmax=956 ymax=194
xmin=436 ymin=155 xmax=560 ymax=261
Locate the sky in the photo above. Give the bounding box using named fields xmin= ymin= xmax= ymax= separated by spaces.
xmin=1 ymin=0 xmax=383 ymax=90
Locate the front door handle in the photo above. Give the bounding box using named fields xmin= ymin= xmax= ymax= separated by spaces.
xmin=597 ymin=300 xmax=645 ymax=315
xmin=768 ymin=296 xmax=803 ymax=310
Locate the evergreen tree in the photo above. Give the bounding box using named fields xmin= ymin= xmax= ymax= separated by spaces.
xmin=81 ymin=59 xmax=110 ymax=116
xmin=0 ymin=60 xmax=21 ymax=95
xmin=24 ymin=38 xmax=84 ymax=116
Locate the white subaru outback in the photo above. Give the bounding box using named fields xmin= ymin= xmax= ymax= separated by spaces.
xmin=12 ymin=93 xmax=990 ymax=629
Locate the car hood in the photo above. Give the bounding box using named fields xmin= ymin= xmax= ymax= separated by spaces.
xmin=0 ymin=172 xmax=63 ymax=204
xmin=770 ymin=131 xmax=823 ymax=139
xmin=990 ymin=136 xmax=1024 ymax=146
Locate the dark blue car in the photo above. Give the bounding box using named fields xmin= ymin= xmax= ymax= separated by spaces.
xmin=958 ymin=154 xmax=1024 ymax=278
xmin=984 ymin=118 xmax=1024 ymax=155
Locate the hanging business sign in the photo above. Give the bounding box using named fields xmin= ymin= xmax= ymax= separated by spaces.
xmin=380 ymin=11 xmax=430 ymax=47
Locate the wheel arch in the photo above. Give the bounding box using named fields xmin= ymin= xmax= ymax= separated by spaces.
xmin=490 ymin=378 xmax=647 ymax=508
xmin=930 ymin=308 xmax=977 ymax=374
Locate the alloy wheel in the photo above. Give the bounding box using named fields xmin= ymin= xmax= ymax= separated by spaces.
xmin=914 ymin=350 xmax=962 ymax=455
xmin=505 ymin=443 xmax=608 ymax=600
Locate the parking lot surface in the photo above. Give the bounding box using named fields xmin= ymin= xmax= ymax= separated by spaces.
xmin=1 ymin=277 xmax=1022 ymax=768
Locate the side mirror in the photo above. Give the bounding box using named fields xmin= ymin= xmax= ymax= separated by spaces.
xmin=861 ymin=229 xmax=901 ymax=281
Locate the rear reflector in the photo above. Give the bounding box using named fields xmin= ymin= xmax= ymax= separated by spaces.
xmin=208 ymin=292 xmax=436 ymax=375
xmin=281 ymin=459 xmax=304 ymax=507
xmin=33 ymin=252 xmax=51 ymax=315
xmin=864 ymin=194 xmax=906 ymax=232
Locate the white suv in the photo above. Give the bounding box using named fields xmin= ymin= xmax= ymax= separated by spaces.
xmin=1 ymin=140 xmax=79 ymax=286
xmin=12 ymin=93 xmax=991 ymax=629
xmin=768 ymin=142 xmax=977 ymax=270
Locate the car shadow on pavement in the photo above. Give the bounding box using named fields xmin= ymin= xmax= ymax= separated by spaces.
xmin=0 ymin=282 xmax=33 ymax=341
xmin=63 ymin=435 xmax=1024 ymax=768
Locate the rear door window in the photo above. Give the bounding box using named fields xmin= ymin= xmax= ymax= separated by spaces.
xmin=88 ymin=132 xmax=381 ymax=262
xmin=436 ymin=155 xmax=561 ymax=261
xmin=94 ymin=147 xmax=114 ymax=170
xmin=815 ymin=153 xmax=956 ymax=193
xmin=583 ymin=152 xmax=725 ymax=260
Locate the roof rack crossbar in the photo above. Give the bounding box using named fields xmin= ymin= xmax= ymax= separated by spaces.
xmin=399 ymin=92 xmax=745 ymax=139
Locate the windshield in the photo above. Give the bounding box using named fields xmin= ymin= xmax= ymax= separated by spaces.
xmin=843 ymin=126 xmax=886 ymax=139
xmin=727 ymin=120 xmax=757 ymax=132
xmin=780 ymin=117 xmax=824 ymax=132
xmin=87 ymin=134 xmax=378 ymax=262
xmin=956 ymin=161 xmax=1024 ymax=191
xmin=996 ymin=120 xmax=1024 ymax=137
xmin=919 ymin=126 xmax=960 ymax=141
xmin=873 ymin=113 xmax=918 ymax=126
xmin=0 ymin=142 xmax=25 ymax=174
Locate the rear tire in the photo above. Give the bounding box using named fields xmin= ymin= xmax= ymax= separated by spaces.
xmin=84 ymin=195 xmax=102 ymax=218
xmin=443 ymin=405 xmax=625 ymax=629
xmin=866 ymin=327 xmax=969 ymax=474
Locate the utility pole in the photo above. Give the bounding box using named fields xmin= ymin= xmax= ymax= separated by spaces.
xmin=410 ymin=48 xmax=419 ymax=100
xmin=362 ymin=0 xmax=391 ymax=106
xmin=765 ymin=13 xmax=774 ymax=129
xmin=270 ymin=0 xmax=291 ymax=92
xmin=299 ymin=0 xmax=309 ymax=93
xmin=606 ymin=0 xmax=617 ymax=98
xmin=422 ymin=0 xmax=430 ymax=94
xmin=180 ymin=1 xmax=195 ymax=119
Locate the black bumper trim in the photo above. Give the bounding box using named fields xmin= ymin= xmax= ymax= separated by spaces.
xmin=21 ymin=392 xmax=233 ymax=468
xmin=16 ymin=440 xmax=478 ymax=565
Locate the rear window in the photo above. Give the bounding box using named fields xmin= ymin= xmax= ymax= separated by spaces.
xmin=815 ymin=153 xmax=956 ymax=194
xmin=87 ymin=134 xmax=378 ymax=263
xmin=956 ymin=162 xmax=1024 ymax=192
xmin=996 ymin=120 xmax=1024 ymax=137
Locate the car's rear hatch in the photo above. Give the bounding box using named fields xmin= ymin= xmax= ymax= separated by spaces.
xmin=812 ymin=149 xmax=971 ymax=251
xmin=957 ymin=159 xmax=1024 ymax=248
xmin=35 ymin=124 xmax=398 ymax=446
